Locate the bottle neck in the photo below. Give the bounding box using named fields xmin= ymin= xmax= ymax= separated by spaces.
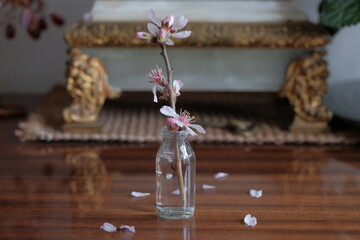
xmin=160 ymin=126 xmax=189 ymax=141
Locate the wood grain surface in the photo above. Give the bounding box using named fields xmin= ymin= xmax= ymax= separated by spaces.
xmin=1 ymin=96 xmax=360 ymax=240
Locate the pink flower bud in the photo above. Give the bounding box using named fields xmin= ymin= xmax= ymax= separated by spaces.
xmin=163 ymin=15 xmax=175 ymax=28
xmin=136 ymin=32 xmax=152 ymax=42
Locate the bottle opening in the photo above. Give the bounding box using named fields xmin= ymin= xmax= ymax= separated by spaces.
xmin=160 ymin=126 xmax=188 ymax=138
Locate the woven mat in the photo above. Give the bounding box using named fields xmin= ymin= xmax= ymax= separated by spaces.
xmin=16 ymin=86 xmax=360 ymax=145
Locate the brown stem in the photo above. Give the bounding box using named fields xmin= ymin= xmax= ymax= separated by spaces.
xmin=159 ymin=43 xmax=184 ymax=200
xmin=160 ymin=44 xmax=175 ymax=111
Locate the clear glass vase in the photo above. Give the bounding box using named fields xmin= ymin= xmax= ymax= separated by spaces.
xmin=156 ymin=126 xmax=196 ymax=219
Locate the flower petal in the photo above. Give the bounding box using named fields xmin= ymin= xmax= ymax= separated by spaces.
xmin=165 ymin=38 xmax=174 ymax=45
xmin=174 ymin=80 xmax=184 ymax=89
xmin=152 ymin=84 xmax=158 ymax=103
xmin=172 ymin=31 xmax=191 ymax=39
xmin=160 ymin=106 xmax=178 ymax=118
xmin=202 ymin=184 xmax=216 ymax=190
xmin=149 ymin=8 xmax=161 ymax=27
xmin=188 ymin=124 xmax=206 ymax=134
xmin=174 ymin=118 xmax=185 ymax=127
xmin=172 ymin=15 xmax=188 ymax=31
xmin=186 ymin=126 xmax=197 ymax=136
xmin=147 ymin=23 xmax=159 ymax=36
xmin=120 ymin=225 xmax=136 ymax=233
xmin=172 ymin=189 xmax=180 ymax=195
xmin=244 ymin=214 xmax=257 ymax=227
xmin=100 ymin=222 xmax=117 ymax=232
xmin=131 ymin=191 xmax=150 ymax=197
xmin=173 ymin=80 xmax=183 ymax=96
xmin=214 ymin=172 xmax=229 ymax=179
xmin=250 ymin=189 xmax=262 ymax=198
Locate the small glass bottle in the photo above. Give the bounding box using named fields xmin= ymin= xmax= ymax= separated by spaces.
xmin=156 ymin=127 xmax=196 ymax=219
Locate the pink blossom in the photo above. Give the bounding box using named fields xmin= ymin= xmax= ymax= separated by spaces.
xmin=136 ymin=9 xmax=191 ymax=45
xmin=148 ymin=65 xmax=166 ymax=85
xmin=148 ymin=66 xmax=167 ymax=102
xmin=160 ymin=106 xmax=206 ymax=136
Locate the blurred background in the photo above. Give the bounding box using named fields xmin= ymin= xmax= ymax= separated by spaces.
xmin=0 ymin=0 xmax=359 ymax=94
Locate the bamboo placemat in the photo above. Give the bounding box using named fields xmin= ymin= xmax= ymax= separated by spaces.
xmin=16 ymin=86 xmax=360 ymax=145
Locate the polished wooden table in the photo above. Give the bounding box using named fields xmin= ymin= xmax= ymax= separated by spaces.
xmin=1 ymin=96 xmax=360 ymax=240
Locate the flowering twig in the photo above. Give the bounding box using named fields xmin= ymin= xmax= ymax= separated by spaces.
xmin=159 ymin=42 xmax=185 ymax=199
xmin=137 ymin=9 xmax=205 ymax=202
xmin=158 ymin=43 xmax=185 ymax=200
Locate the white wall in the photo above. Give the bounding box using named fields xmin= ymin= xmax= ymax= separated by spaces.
xmin=0 ymin=0 xmax=359 ymax=94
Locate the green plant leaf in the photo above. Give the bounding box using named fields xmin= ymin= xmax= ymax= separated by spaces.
xmin=319 ymin=0 xmax=360 ymax=29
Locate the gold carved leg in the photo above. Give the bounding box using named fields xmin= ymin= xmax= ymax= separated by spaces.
xmin=279 ymin=51 xmax=332 ymax=133
xmin=63 ymin=48 xmax=121 ymax=133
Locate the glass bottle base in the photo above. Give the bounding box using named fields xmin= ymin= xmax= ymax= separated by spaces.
xmin=157 ymin=206 xmax=195 ymax=220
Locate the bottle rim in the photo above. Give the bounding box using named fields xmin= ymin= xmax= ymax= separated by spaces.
xmin=160 ymin=126 xmax=189 ymax=138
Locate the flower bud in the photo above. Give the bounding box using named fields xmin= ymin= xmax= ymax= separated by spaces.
xmin=136 ymin=32 xmax=152 ymax=42
xmin=163 ymin=15 xmax=174 ymax=28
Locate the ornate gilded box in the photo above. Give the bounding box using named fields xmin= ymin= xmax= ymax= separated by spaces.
xmin=63 ymin=0 xmax=332 ymax=132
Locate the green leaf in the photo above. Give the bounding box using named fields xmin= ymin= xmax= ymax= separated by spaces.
xmin=319 ymin=0 xmax=360 ymax=29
